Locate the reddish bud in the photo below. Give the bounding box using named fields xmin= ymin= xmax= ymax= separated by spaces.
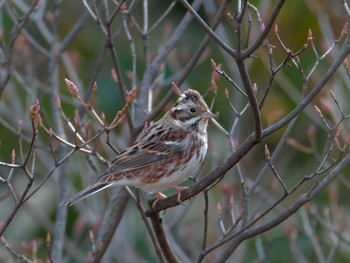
xmin=220 ymin=182 xmax=234 ymax=196
xmin=264 ymin=144 xmax=270 ymax=159
xmin=274 ymin=24 xmax=279 ymax=35
xmin=210 ymin=58 xmax=217 ymax=69
xmin=171 ymin=83 xmax=182 ymax=96
xmin=65 ymin=78 xmax=79 ymax=97
xmin=111 ymin=68 xmax=118 ymax=82
xmin=74 ymin=110 xmax=80 ymax=127
xmin=329 ymin=90 xmax=336 ymax=101
xmin=210 ymin=80 xmax=217 ymax=94
xmin=295 ymin=55 xmax=300 ymax=65
xmin=34 ymin=0 xmax=41 ymax=8
xmin=11 ymin=149 xmax=16 ymax=163
xmin=314 ymin=105 xmax=323 ymax=118
xmin=86 ymin=252 xmax=93 ymax=262
xmin=252 ymin=83 xmax=257 ymax=94
xmin=216 ymin=203 xmax=222 ymax=215
xmin=18 ymin=120 xmax=22 ymax=133
xmin=225 ymin=88 xmax=229 ymax=98
xmin=159 ymin=63 xmax=165 ymax=73
xmin=100 ymin=112 xmax=105 ymax=124
xmin=211 ymin=68 xmax=220 ymax=82
xmin=36 ymin=113 xmax=42 ymax=127
xmin=308 ymin=29 xmax=312 ymax=38
xmin=320 ymin=98 xmax=333 ymax=114
xmin=229 ymin=196 xmax=234 ymax=207
xmin=54 ymin=93 xmax=61 ymax=107
xmin=126 ymin=86 xmax=137 ymax=104
xmin=45 ymin=11 xmax=55 ymax=25
xmin=120 ymin=1 xmax=127 ymax=11
xmin=29 ymin=100 xmax=40 ymax=122
xmin=340 ymin=22 xmax=348 ymax=38
xmin=343 ymin=57 xmax=348 ymax=68
xmin=46 ymin=233 xmax=51 ymax=248
xmin=261 ymin=22 xmax=265 ymax=31
xmin=32 ymin=240 xmax=38 ymax=254
xmin=89 ymin=230 xmax=95 ymax=244
xmin=307 ymin=125 xmax=316 ymax=141
xmin=227 ymin=11 xmax=234 ymax=21
xmin=307 ymin=29 xmax=313 ymax=43
xmin=22 ymin=242 xmax=31 ymax=252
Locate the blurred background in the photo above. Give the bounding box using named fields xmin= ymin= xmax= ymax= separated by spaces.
xmin=1 ymin=0 xmax=350 ymax=262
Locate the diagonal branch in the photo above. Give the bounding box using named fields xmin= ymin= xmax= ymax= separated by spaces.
xmin=240 ymin=0 xmax=286 ymax=59
xmin=178 ymin=0 xmax=237 ymax=59
xmin=148 ymin=210 xmax=181 ymax=263
xmin=146 ymin=34 xmax=350 ymax=215
xmin=215 ymin=151 xmax=350 ymax=262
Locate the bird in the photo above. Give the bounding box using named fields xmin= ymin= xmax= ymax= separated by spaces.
xmin=62 ymin=89 xmax=215 ymax=208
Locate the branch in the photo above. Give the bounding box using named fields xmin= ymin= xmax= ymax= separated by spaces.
xmin=0 ymin=0 xmax=39 ymax=98
xmin=178 ymin=0 xmax=237 ymax=59
xmin=136 ymin=0 xmax=203 ymax=125
xmin=236 ymin=60 xmax=262 ymax=140
xmin=148 ymin=210 xmax=181 ymax=263
xmin=134 ymin=0 xmax=230 ymax=134
xmin=146 ymin=34 xmax=350 ymax=215
xmin=146 ymin=133 xmax=259 ymax=215
xmin=92 ymin=188 xmax=129 ymax=262
xmin=216 ymin=151 xmax=350 ymax=262
xmin=263 ymin=35 xmax=350 ymax=137
xmin=241 ymin=0 xmax=286 ymax=59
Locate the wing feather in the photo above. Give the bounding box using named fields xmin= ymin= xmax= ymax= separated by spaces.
xmin=97 ymin=129 xmax=190 ymax=180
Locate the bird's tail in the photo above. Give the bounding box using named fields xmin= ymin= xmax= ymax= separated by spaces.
xmin=61 ymin=183 xmax=113 ymax=206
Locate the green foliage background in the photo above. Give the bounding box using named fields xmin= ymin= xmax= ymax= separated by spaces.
xmin=0 ymin=0 xmax=350 ymax=262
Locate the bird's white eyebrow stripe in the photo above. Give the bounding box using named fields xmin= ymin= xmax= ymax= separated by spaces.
xmin=172 ymin=104 xmax=186 ymax=112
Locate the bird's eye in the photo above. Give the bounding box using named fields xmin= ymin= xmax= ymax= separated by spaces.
xmin=190 ymin=107 xmax=196 ymax=113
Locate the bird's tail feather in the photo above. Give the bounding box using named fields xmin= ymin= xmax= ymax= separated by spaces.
xmin=61 ymin=183 xmax=113 ymax=206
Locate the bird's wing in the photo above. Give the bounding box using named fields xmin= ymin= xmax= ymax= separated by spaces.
xmin=98 ymin=127 xmax=190 ymax=179
xmin=61 ymin=136 xmax=188 ymax=206
xmin=61 ymin=182 xmax=112 ymax=206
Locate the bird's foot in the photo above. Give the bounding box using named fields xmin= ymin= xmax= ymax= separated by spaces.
xmin=170 ymin=185 xmax=189 ymax=204
xmin=152 ymin=192 xmax=167 ymax=208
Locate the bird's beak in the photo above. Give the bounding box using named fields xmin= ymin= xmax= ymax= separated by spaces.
xmin=201 ymin=110 xmax=216 ymax=119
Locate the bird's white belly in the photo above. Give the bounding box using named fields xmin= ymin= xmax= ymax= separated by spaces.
xmin=140 ymin=141 xmax=207 ymax=193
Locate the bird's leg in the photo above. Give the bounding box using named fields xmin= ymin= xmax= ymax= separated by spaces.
xmin=170 ymin=185 xmax=189 ymax=204
xmin=152 ymin=186 xmax=188 ymax=208
xmin=152 ymin=192 xmax=167 ymax=208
